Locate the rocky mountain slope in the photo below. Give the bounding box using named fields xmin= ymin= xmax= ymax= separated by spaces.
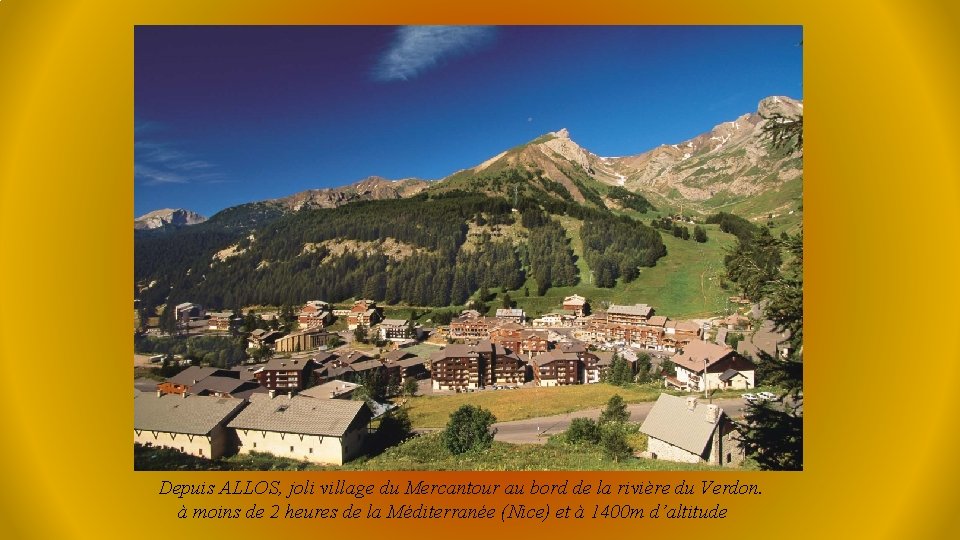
xmin=605 ymin=96 xmax=803 ymax=214
xmin=436 ymin=96 xmax=802 ymax=218
xmin=271 ymin=176 xmax=430 ymax=211
xmin=134 ymin=208 xmax=207 ymax=230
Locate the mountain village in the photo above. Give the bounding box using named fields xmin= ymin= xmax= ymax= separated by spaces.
xmin=135 ymin=291 xmax=790 ymax=469
xmin=134 ymin=93 xmax=803 ymax=471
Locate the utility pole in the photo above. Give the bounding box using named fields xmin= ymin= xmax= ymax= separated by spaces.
xmin=704 ymin=357 xmax=710 ymax=402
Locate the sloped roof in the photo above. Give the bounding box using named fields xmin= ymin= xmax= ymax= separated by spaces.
xmin=350 ymin=359 xmax=384 ymax=372
xmin=379 ymin=318 xmax=408 ymax=327
xmin=229 ymin=366 xmax=260 ymax=381
xmin=475 ymin=339 xmax=509 ymax=355
xmin=382 ymin=349 xmax=416 ymax=363
xmin=646 ymin=315 xmax=668 ymax=327
xmin=673 ymin=320 xmax=701 ymax=332
xmin=323 ymin=364 xmax=355 ymax=379
xmin=640 ymin=394 xmax=725 ymax=456
xmin=608 ymin=303 xmax=653 ymax=317
xmin=396 ymin=355 xmax=426 ymax=368
xmin=671 ymin=340 xmax=737 ymax=373
xmin=536 ymin=350 xmax=580 ymax=366
xmin=718 ymin=368 xmax=742 ymax=382
xmin=260 ymin=357 xmax=316 ymax=372
xmin=339 ymin=350 xmax=373 ymax=365
xmin=134 ymin=393 xmax=245 ymax=435
xmin=558 ymin=341 xmax=587 ymax=354
xmin=165 ymin=366 xmax=223 ymax=386
xmin=431 ymin=344 xmax=480 ymax=360
xmin=497 ymin=322 xmax=524 ymax=331
xmin=227 ymin=395 xmax=368 ymax=437
xmin=299 ymin=380 xmax=359 ymax=399
xmin=594 ymin=351 xmax=615 ymax=366
xmin=189 ymin=376 xmax=250 ymax=395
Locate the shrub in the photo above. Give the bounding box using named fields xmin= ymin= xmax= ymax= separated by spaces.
xmin=565 ymin=418 xmax=601 ymax=445
xmin=442 ymin=405 xmax=497 ymax=455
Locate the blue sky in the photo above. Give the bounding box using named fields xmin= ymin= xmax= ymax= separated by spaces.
xmin=135 ymin=26 xmax=802 ymax=217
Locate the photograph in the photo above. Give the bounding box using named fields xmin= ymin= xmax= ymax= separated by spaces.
xmin=132 ymin=25 xmax=804 ymax=472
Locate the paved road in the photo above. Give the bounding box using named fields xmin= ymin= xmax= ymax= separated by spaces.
xmin=492 ymin=398 xmax=746 ymax=445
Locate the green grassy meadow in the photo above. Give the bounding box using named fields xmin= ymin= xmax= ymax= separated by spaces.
xmin=510 ymin=219 xmax=737 ymax=319
xmin=405 ymin=383 xmax=747 ymax=428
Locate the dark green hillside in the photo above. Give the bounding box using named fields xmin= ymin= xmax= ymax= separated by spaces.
xmin=135 ymin=189 xmax=668 ymax=317
xmin=204 ymin=201 xmax=287 ymax=232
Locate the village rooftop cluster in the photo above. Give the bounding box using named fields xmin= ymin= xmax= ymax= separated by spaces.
xmin=135 ymin=294 xmax=790 ymax=468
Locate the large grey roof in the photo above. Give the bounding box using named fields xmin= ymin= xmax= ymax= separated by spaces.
xmin=165 ymin=366 xmax=222 ymax=386
xmin=259 ymin=357 xmax=315 ymax=371
xmin=339 ymin=350 xmax=373 ymax=364
xmin=134 ymin=393 xmax=246 ymax=435
xmin=558 ymin=341 xmax=587 ymax=354
xmin=300 ymin=380 xmax=359 ymax=399
xmin=535 ymin=350 xmax=579 ymax=366
xmin=350 ymin=359 xmax=384 ymax=372
xmin=431 ymin=344 xmax=480 ymax=360
xmin=594 ymin=351 xmax=615 ymax=366
xmin=383 ymin=350 xmax=416 ymax=363
xmin=396 ymin=356 xmax=426 ymax=368
xmin=608 ymin=304 xmax=653 ymax=317
xmin=640 ymin=394 xmax=724 ymax=456
xmin=190 ymin=376 xmax=251 ymax=395
xmin=646 ymin=315 xmax=668 ymax=327
xmin=227 ymin=395 xmax=368 ymax=437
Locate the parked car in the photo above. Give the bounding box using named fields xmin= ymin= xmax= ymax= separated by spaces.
xmin=742 ymin=393 xmax=759 ymax=404
xmin=757 ymin=391 xmax=781 ymax=402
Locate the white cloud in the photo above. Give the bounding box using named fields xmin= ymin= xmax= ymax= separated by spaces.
xmin=374 ymin=26 xmax=496 ymax=82
xmin=135 ymin=139 xmax=222 ymax=186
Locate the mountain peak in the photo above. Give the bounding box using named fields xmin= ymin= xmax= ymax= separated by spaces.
xmin=552 ymin=128 xmax=571 ymax=139
xmin=134 ymin=208 xmax=207 ymax=230
xmin=273 ymin=177 xmax=431 ymax=211
xmin=757 ymin=95 xmax=803 ymax=118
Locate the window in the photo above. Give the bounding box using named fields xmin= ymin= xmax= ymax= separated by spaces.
xmin=290 ymin=446 xmax=294 ymax=452
xmin=199 ymin=448 xmax=203 ymax=456
xmin=726 ymin=453 xmax=732 ymax=463
xmin=309 ymin=448 xmax=313 ymax=454
xmin=253 ymin=442 xmax=257 ymax=448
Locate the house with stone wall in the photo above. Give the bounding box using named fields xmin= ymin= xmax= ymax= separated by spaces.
xmin=640 ymin=393 xmax=744 ymax=467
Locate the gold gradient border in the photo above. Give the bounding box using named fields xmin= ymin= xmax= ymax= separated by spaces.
xmin=2 ymin=1 xmax=959 ymax=538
